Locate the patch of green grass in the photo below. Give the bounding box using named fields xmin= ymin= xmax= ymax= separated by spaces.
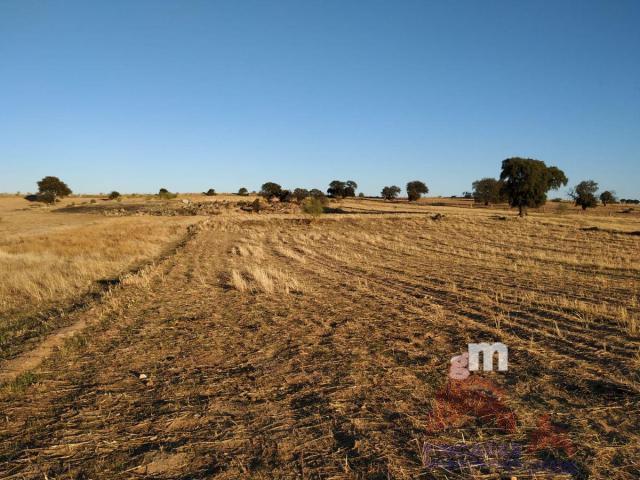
xmin=4 ymin=371 xmax=38 ymax=394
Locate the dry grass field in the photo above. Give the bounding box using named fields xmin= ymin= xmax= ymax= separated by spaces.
xmin=0 ymin=196 xmax=200 ymax=360
xmin=0 ymin=195 xmax=639 ymax=479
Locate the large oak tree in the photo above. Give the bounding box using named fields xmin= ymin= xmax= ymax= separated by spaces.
xmin=499 ymin=158 xmax=567 ymax=216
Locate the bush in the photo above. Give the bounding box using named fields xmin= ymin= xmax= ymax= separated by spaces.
xmin=309 ymin=189 xmax=326 ymax=200
xmin=108 ymin=191 xmax=121 ymax=200
xmin=278 ymin=189 xmax=293 ymax=203
xmin=158 ymin=188 xmax=177 ymax=199
xmin=204 ymin=188 xmax=216 ymax=196
xmin=260 ymin=182 xmax=282 ymax=200
xmin=293 ymin=188 xmax=310 ymax=202
xmin=238 ymin=187 xmax=249 ymax=196
xmin=251 ymin=198 xmax=262 ymax=212
xmin=302 ymin=197 xmax=325 ymax=217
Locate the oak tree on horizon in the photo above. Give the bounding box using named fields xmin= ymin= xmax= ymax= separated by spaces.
xmin=499 ymin=158 xmax=567 ymax=216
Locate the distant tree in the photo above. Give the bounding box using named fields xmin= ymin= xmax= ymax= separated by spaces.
xmin=309 ymin=188 xmax=326 ymax=200
xmin=37 ymin=176 xmax=72 ymax=201
xmin=278 ymin=189 xmax=292 ymax=203
xmin=237 ymin=187 xmax=249 ymax=196
xmin=344 ymin=180 xmax=358 ymax=197
xmin=471 ymin=178 xmax=504 ymax=205
xmin=158 ymin=188 xmax=177 ymax=199
xmin=406 ymin=180 xmax=428 ymax=202
xmin=599 ymin=190 xmax=616 ymax=206
xmin=381 ymin=185 xmax=401 ymax=200
xmin=204 ymin=188 xmax=216 ymax=196
xmin=499 ymin=158 xmax=568 ymax=216
xmin=358 ymin=192 xmax=365 ymax=198
xmin=462 ymin=191 xmax=473 ymax=199
xmin=327 ymin=180 xmax=347 ymax=198
xmin=569 ymin=180 xmax=599 ymax=210
xmin=108 ymin=191 xmax=121 ymax=200
xmin=293 ymin=188 xmax=310 ymax=202
xmin=260 ymin=182 xmax=282 ymax=200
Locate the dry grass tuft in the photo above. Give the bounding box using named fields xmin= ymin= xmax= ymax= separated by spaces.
xmin=229 ymin=265 xmax=303 ymax=294
xmin=230 ymin=269 xmax=249 ymax=292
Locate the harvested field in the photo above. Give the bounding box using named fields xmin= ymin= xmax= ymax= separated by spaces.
xmin=0 ymin=198 xmax=639 ymax=478
xmin=0 ymin=197 xmax=200 ymax=360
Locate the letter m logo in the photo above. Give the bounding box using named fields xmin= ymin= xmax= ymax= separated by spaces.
xmin=468 ymin=342 xmax=508 ymax=372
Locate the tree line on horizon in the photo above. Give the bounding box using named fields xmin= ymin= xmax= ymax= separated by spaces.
xmin=23 ymin=157 xmax=637 ymax=215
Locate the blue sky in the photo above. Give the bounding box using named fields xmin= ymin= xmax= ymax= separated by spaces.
xmin=1 ymin=0 xmax=639 ymax=197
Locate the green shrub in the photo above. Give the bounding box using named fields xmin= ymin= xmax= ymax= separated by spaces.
xmin=293 ymin=188 xmax=310 ymax=202
xmin=260 ymin=182 xmax=282 ymax=200
xmin=7 ymin=371 xmax=38 ymax=394
xmin=302 ymin=197 xmax=325 ymax=217
xmin=158 ymin=188 xmax=178 ymax=199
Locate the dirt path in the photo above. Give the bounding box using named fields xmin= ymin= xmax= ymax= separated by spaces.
xmin=0 ymin=216 xmax=638 ymax=479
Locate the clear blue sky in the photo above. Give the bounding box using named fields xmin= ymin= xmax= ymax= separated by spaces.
xmin=1 ymin=0 xmax=639 ymax=197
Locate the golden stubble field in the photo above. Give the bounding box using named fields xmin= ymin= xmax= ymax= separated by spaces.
xmin=0 ymin=195 xmax=638 ymax=479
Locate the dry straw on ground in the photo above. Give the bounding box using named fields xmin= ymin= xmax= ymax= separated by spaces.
xmin=0 ymin=195 xmax=638 ymax=478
